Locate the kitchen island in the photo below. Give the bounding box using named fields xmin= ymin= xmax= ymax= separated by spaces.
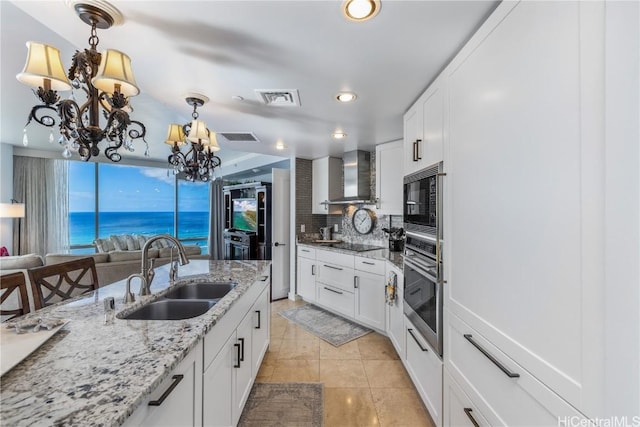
xmin=0 ymin=259 xmax=271 ymax=427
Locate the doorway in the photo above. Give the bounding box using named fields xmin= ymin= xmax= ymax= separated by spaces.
xmin=271 ymin=168 xmax=290 ymax=300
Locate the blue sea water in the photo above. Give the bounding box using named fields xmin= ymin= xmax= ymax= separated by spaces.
xmin=70 ymin=211 xmax=209 ymax=247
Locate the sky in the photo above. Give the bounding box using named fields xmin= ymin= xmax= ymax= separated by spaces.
xmin=69 ymin=161 xmax=210 ymax=212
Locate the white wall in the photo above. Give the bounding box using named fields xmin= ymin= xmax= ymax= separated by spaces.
xmin=0 ymin=143 xmax=14 ymax=251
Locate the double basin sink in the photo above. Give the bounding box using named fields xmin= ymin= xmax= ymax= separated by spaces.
xmin=118 ymin=281 xmax=236 ymax=321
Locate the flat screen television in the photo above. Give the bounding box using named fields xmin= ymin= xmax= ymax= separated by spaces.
xmin=232 ymin=198 xmax=257 ymax=232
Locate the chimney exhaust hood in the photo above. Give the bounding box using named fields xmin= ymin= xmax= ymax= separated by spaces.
xmin=322 ymin=150 xmax=379 ymax=206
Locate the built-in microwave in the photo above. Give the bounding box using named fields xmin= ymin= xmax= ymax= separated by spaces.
xmin=403 ymin=162 xmax=443 ymax=238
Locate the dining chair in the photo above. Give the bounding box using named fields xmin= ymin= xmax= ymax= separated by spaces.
xmin=0 ymin=271 xmax=31 ymax=322
xmin=28 ymin=257 xmax=99 ymax=309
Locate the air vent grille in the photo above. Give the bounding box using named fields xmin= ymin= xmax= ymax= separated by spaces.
xmin=218 ymin=132 xmax=260 ymax=142
xmin=255 ymin=89 xmax=301 ymax=107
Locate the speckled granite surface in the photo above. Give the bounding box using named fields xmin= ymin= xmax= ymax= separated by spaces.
xmin=0 ymin=260 xmax=270 ymax=427
xmin=296 ymin=241 xmax=404 ymax=270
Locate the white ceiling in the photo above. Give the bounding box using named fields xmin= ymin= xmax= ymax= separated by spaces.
xmin=1 ymin=0 xmax=498 ymax=167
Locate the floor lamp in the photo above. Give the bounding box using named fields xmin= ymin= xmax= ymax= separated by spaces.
xmin=0 ymin=199 xmax=26 ymax=256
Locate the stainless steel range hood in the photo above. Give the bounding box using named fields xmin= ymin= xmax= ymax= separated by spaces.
xmin=324 ymin=150 xmax=378 ymax=205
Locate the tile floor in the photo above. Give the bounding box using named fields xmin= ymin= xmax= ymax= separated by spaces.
xmin=255 ymin=298 xmax=435 ymax=427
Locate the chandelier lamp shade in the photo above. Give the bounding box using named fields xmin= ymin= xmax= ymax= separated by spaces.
xmin=16 ymin=2 xmax=147 ymax=162
xmin=166 ymin=94 xmax=221 ymax=182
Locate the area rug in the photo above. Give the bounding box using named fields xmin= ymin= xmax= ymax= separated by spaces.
xmin=279 ymin=304 xmax=372 ymax=346
xmin=238 ymin=383 xmax=324 ymax=427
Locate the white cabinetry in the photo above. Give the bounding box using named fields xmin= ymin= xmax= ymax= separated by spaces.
xmin=404 ymin=316 xmax=442 ymax=427
xmin=311 ymin=156 xmax=342 ymax=214
xmin=123 ymin=341 xmax=203 ymax=427
xmin=444 ymin=1 xmax=606 ymax=418
xmin=296 ymin=246 xmax=316 ymax=302
xmin=403 ymin=76 xmax=445 ymax=176
xmin=375 ymin=140 xmax=403 ymax=215
xmin=353 ymin=256 xmax=385 ymax=331
xmin=386 ymin=265 xmax=404 ymax=359
xmin=444 ymin=371 xmax=493 ymax=427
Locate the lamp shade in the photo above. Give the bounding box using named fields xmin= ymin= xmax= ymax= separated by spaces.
xmin=16 ymin=41 xmax=72 ymax=91
xmin=205 ymin=131 xmax=221 ymax=151
xmin=165 ymin=124 xmax=186 ymax=146
xmin=187 ymin=119 xmax=210 ymax=144
xmin=91 ymin=49 xmax=140 ymax=97
xmin=0 ymin=203 xmax=25 ymax=218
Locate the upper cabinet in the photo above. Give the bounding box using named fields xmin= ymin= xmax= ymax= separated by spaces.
xmin=375 ymin=140 xmax=403 ymax=215
xmin=311 ymin=156 xmax=342 ymax=214
xmin=403 ymin=76 xmax=446 ymax=175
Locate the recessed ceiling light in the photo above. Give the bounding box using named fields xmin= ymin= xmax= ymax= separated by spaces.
xmin=332 ymin=132 xmax=347 ymax=140
xmin=276 ymin=141 xmax=287 ymax=150
xmin=342 ymin=0 xmax=380 ymax=22
xmin=336 ymin=92 xmax=357 ymax=103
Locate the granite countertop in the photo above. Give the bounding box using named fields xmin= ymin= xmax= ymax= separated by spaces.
xmin=297 ymin=240 xmax=404 ymax=270
xmin=0 ymin=259 xmax=271 ymax=427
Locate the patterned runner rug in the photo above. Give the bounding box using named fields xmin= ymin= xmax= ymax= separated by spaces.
xmin=278 ymin=304 xmax=372 ymax=346
xmin=238 ymin=383 xmax=324 ymax=427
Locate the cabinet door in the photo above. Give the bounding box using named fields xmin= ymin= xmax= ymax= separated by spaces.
xmin=403 ymin=104 xmax=422 ymax=176
xmin=420 ymin=83 xmax=444 ymax=166
xmin=386 ymin=268 xmax=404 ymax=358
xmin=203 ymin=333 xmax=236 ymax=427
xmin=129 ymin=341 xmax=203 ymax=427
xmin=375 ymin=140 xmax=403 ymax=215
xmin=444 ymin=371 xmax=493 ymax=427
xmin=354 ymin=271 xmax=385 ymax=331
xmin=233 ymin=312 xmax=254 ymax=425
xmin=312 ymin=157 xmax=342 ymax=214
xmin=252 ymin=286 xmax=270 ymax=375
xmin=296 ymin=256 xmax=316 ymax=302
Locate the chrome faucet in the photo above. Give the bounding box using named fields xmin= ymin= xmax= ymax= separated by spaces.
xmin=141 ymin=234 xmax=190 ymax=293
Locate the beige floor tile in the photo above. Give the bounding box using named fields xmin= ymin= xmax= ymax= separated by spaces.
xmin=357 ymin=334 xmax=399 ymax=360
xmin=324 ymin=387 xmax=380 ymax=427
xmin=363 ymin=360 xmax=413 ymax=388
xmin=268 ymin=359 xmax=320 ymax=382
xmin=320 ymin=360 xmax=369 ymax=388
xmin=255 ymin=361 xmax=274 ymax=382
xmin=282 ymin=323 xmax=318 ymax=340
xmin=278 ymin=338 xmax=320 ymax=360
xmin=370 ymin=388 xmax=433 ymax=427
xmin=320 ymin=339 xmax=362 ymax=360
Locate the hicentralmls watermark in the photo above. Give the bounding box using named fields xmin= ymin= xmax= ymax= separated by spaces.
xmin=558 ymin=416 xmax=640 ymax=427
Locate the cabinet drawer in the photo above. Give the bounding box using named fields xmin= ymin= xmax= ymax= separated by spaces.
xmin=316 ymin=249 xmax=354 ymax=269
xmin=405 ymin=316 xmax=442 ymax=427
xmin=317 ymin=263 xmax=355 ymax=293
xmin=446 ymin=311 xmax=584 ymax=426
xmin=354 ymin=256 xmax=385 ymax=275
xmin=297 ymin=246 xmax=316 ymax=259
xmin=317 ymin=284 xmax=354 ymax=318
xmin=444 ymin=370 xmax=493 ymax=427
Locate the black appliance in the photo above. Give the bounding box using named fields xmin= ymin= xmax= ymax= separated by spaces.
xmin=403 ymin=232 xmax=443 ymax=356
xmin=403 ymin=162 xmax=443 ymax=237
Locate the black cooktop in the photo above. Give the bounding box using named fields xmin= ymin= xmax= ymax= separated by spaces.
xmin=317 ymin=242 xmax=384 ymax=252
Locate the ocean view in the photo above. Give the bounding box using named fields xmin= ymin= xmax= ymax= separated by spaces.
xmin=70 ymin=211 xmax=209 ymax=247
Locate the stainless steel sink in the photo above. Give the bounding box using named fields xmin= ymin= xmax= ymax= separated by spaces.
xmin=163 ymin=282 xmax=236 ymax=300
xmin=119 ymin=300 xmax=217 ymax=320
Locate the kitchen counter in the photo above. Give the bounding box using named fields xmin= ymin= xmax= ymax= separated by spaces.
xmin=297 ymin=241 xmax=404 ymax=270
xmin=0 ymin=259 xmax=271 ymax=427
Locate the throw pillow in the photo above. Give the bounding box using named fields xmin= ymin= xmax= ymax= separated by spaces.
xmin=124 ymin=234 xmax=140 ymax=251
xmin=94 ymin=238 xmax=115 ymax=253
xmin=135 ymin=234 xmax=147 ymax=249
xmin=110 ymin=235 xmax=128 ymax=251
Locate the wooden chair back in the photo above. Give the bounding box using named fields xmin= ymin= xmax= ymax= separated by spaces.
xmin=1 ymin=271 xmax=31 ymax=322
xmin=28 ymin=257 xmax=99 ymax=309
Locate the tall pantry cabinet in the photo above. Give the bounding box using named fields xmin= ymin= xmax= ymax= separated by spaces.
xmin=402 ymin=0 xmax=639 ymax=424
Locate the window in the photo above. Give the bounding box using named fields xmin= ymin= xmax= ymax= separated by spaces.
xmin=68 ymin=161 xmax=209 ymax=254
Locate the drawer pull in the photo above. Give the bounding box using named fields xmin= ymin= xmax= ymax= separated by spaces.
xmin=238 ymin=337 xmax=245 ymax=362
xmin=259 ymin=276 xmax=269 ymax=281
xmin=464 ymin=334 xmax=520 ymax=378
xmin=234 ymin=343 xmax=241 ymax=368
xmin=255 ymin=310 xmax=261 ymax=329
xmin=407 ymin=328 xmax=428 ymax=352
xmin=409 ymin=288 xmax=421 ymax=296
xmin=148 ymin=375 xmax=184 ymax=406
xmin=463 ymin=408 xmax=480 ymax=427
xmin=324 ymin=286 xmax=343 ymax=295
xmin=324 ymin=264 xmax=343 ymax=271
xmin=361 ymin=261 xmax=375 ymax=265
xmin=301 ymin=249 xmax=310 ymax=252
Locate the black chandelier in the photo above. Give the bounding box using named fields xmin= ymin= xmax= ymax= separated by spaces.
xmin=16 ymin=3 xmax=146 ymax=162
xmin=165 ymin=95 xmax=221 ymax=182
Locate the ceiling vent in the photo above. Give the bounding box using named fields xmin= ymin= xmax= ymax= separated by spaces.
xmin=217 ymin=132 xmax=260 ymax=143
xmin=255 ymin=89 xmax=301 ymax=107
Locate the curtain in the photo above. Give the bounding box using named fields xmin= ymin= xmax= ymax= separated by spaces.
xmin=208 ymin=179 xmax=225 ymax=260
xmin=13 ymin=156 xmax=69 ymax=257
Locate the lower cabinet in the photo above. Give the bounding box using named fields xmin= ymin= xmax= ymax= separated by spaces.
xmin=404 ymin=316 xmax=442 ymax=427
xmin=296 ymin=254 xmax=316 ymax=302
xmin=316 ymin=283 xmax=355 ymax=318
xmin=123 ymin=341 xmax=203 ymax=427
xmin=354 ymin=269 xmax=385 ymax=331
xmin=386 ymin=266 xmax=404 ymax=359
xmin=444 ymin=371 xmax=493 ymax=427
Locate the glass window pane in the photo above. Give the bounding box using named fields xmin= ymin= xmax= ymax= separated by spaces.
xmin=178 ymin=179 xmax=209 ymax=254
xmin=69 ymin=161 xmax=96 ymax=248
xmin=98 ymin=164 xmax=175 ymax=238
